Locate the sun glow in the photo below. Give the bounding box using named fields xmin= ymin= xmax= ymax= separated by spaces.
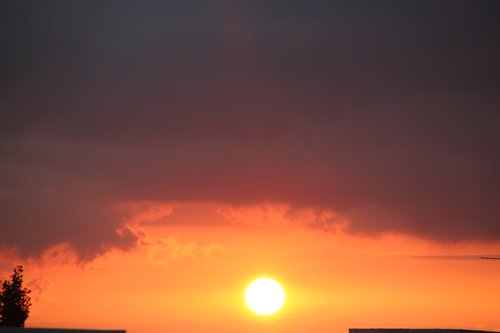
xmin=244 ymin=277 xmax=285 ymax=315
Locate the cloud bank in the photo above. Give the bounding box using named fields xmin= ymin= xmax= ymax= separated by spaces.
xmin=1 ymin=1 xmax=499 ymax=259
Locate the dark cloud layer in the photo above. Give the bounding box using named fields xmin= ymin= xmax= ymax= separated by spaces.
xmin=1 ymin=1 xmax=499 ymax=259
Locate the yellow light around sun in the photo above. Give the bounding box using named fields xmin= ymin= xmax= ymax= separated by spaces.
xmin=244 ymin=277 xmax=285 ymax=315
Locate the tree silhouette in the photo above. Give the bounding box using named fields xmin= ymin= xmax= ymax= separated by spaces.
xmin=0 ymin=266 xmax=32 ymax=327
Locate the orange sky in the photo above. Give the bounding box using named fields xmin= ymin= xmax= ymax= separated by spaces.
xmin=2 ymin=2 xmax=500 ymax=333
xmin=5 ymin=203 xmax=499 ymax=333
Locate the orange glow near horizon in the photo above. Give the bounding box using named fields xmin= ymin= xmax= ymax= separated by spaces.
xmin=5 ymin=202 xmax=500 ymax=333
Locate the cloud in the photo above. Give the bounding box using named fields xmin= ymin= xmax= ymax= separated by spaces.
xmin=216 ymin=204 xmax=345 ymax=231
xmin=0 ymin=1 xmax=499 ymax=259
xmin=27 ymin=275 xmax=49 ymax=301
xmin=0 ymin=164 xmax=142 ymax=260
xmin=407 ymin=255 xmax=497 ymax=261
xmin=145 ymin=235 xmax=224 ymax=265
xmin=148 ymin=205 xmax=230 ymax=227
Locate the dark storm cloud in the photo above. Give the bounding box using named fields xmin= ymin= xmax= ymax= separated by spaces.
xmin=1 ymin=1 xmax=499 ymax=259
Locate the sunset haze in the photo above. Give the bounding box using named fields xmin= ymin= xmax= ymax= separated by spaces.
xmin=1 ymin=1 xmax=499 ymax=333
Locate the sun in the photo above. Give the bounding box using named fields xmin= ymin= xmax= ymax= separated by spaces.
xmin=244 ymin=277 xmax=285 ymax=315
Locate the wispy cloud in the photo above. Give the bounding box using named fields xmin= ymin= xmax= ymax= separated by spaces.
xmin=408 ymin=255 xmax=500 ymax=261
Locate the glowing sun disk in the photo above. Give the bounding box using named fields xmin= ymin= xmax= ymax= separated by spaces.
xmin=244 ymin=277 xmax=285 ymax=315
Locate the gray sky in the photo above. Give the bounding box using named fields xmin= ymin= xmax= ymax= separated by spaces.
xmin=1 ymin=1 xmax=499 ymax=259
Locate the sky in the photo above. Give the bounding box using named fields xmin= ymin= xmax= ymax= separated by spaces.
xmin=0 ymin=1 xmax=499 ymax=333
